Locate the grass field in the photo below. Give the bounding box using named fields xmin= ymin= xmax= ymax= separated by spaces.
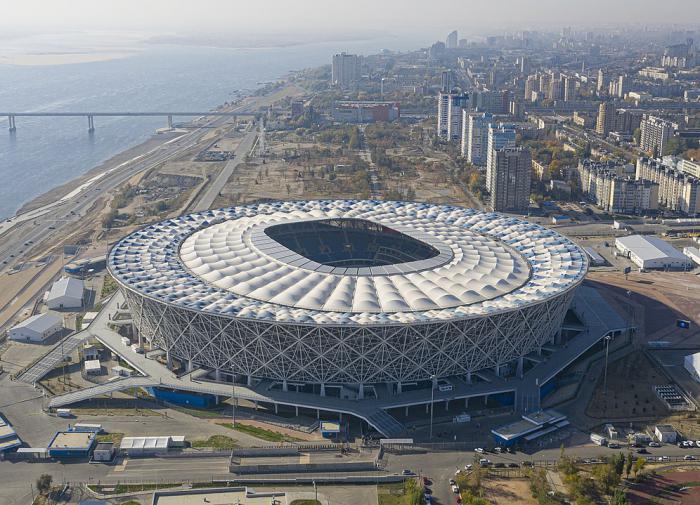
xmin=218 ymin=422 xmax=302 ymax=443
xmin=190 ymin=435 xmax=238 ymax=450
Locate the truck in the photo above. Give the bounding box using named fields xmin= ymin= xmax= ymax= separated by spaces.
xmin=590 ymin=433 xmax=608 ymax=446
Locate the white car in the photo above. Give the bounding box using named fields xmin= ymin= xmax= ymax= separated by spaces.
xmin=451 ymin=484 xmax=460 ymax=494
xmin=479 ymin=458 xmax=491 ymax=467
xmin=684 ymin=455 xmax=696 ymax=461
xmin=464 ymin=464 xmax=473 ymax=471
xmin=474 ymin=447 xmax=484 ymax=453
xmin=649 ymin=442 xmax=661 ymax=448
xmin=695 ymin=440 xmax=700 ymax=447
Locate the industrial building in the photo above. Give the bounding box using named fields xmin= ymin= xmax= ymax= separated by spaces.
xmin=47 ymin=430 xmax=97 ymax=458
xmin=615 ymin=235 xmax=692 ymax=270
xmin=8 ymin=312 xmax=62 ymax=343
xmin=46 ymin=277 xmax=84 ymax=310
xmin=684 ymin=246 xmax=700 ymax=266
xmin=331 ymin=101 xmax=400 ymax=123
xmin=120 ymin=436 xmax=185 ymax=455
xmin=654 ymin=425 xmax=677 ymax=443
xmin=684 ymin=352 xmax=700 ymax=382
xmin=491 ymin=409 xmax=569 ymax=447
xmin=0 ymin=416 xmax=21 ymax=453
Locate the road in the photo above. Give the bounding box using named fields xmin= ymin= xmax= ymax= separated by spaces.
xmin=193 ymin=124 xmax=258 ymax=211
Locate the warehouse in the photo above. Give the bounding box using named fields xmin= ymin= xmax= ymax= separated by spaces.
xmin=46 ymin=277 xmax=84 ymax=310
xmin=615 ymin=235 xmax=692 ymax=270
xmin=684 ymin=352 xmax=700 ymax=382
xmin=47 ymin=430 xmax=97 ymax=458
xmin=684 ymin=246 xmax=700 ymax=266
xmin=8 ymin=313 xmax=63 ymax=343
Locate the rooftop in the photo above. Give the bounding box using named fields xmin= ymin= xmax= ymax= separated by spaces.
xmin=49 ymin=431 xmax=95 ymax=449
xmin=48 ymin=277 xmax=84 ymax=301
xmin=11 ymin=312 xmax=62 ymax=333
xmin=109 ymin=201 xmax=587 ymax=325
xmin=616 ymin=235 xmax=688 ymax=261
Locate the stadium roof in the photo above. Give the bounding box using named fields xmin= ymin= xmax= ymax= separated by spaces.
xmin=109 ymin=201 xmax=587 ymax=325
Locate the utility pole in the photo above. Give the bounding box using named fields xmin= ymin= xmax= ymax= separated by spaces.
xmin=231 ymin=375 xmax=236 ymax=427
xmin=429 ymin=374 xmax=436 ymax=439
xmin=603 ymin=334 xmax=612 ymax=414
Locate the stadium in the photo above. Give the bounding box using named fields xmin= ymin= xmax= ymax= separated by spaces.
xmin=108 ymin=200 xmax=587 ymax=397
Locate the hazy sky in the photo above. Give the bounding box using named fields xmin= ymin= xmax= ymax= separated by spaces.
xmin=3 ymin=0 xmax=700 ymax=37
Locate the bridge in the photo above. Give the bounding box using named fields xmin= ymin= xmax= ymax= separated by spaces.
xmin=1 ymin=111 xmax=255 ymax=132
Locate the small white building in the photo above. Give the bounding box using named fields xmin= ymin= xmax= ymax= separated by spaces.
xmin=47 ymin=277 xmax=84 ymax=310
xmin=615 ymin=235 xmax=692 ymax=270
xmin=84 ymin=360 xmax=101 ymax=375
xmin=8 ymin=313 xmax=63 ymax=343
xmin=684 ymin=246 xmax=700 ymax=266
xmin=684 ymin=352 xmax=700 ymax=382
xmin=92 ymin=442 xmax=115 ymax=462
xmin=654 ymin=425 xmax=677 ymax=443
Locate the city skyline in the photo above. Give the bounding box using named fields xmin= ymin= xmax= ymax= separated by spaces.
xmin=2 ymin=0 xmax=700 ymax=38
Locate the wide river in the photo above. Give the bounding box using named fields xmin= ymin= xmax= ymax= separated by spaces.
xmin=0 ymin=35 xmax=416 ymax=218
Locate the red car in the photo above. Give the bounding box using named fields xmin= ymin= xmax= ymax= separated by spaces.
xmin=456 ymin=495 xmax=462 ymax=503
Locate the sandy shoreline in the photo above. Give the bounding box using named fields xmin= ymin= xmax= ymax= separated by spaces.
xmin=16 ymin=134 xmax=176 ymax=215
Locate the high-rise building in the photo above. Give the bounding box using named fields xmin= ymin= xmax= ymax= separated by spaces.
xmin=446 ymin=30 xmax=459 ymax=50
xmin=437 ymin=92 xmax=469 ymax=141
xmin=331 ymin=53 xmax=360 ymax=88
xmin=520 ymin=56 xmax=530 ymax=75
xmin=441 ymin=70 xmax=453 ymax=93
xmin=472 ymin=90 xmax=509 ymax=114
xmin=525 ymin=75 xmax=538 ymax=102
xmin=596 ymin=102 xmax=616 ymax=136
xmin=636 ymin=157 xmax=700 ymax=214
xmin=563 ymin=75 xmax=577 ymax=102
xmin=486 ymin=126 xmax=517 ymax=184
xmin=597 ymin=68 xmax=608 ymax=95
xmin=448 ymin=93 xmax=470 ymax=141
xmin=548 ymin=78 xmax=563 ymax=101
xmin=639 ymin=115 xmax=679 ymax=156
xmin=488 ymin=147 xmax=532 ymax=212
xmin=461 ymin=112 xmax=493 ymax=164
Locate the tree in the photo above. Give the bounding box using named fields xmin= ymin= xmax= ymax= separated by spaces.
xmin=36 ymin=474 xmax=53 ymax=495
xmin=625 ymin=451 xmax=633 ymax=478
xmin=592 ymin=460 xmax=620 ymax=494
xmin=614 ymin=452 xmax=625 ymax=477
xmin=633 ymin=457 xmax=646 ymax=478
xmin=612 ymin=489 xmax=630 ymax=505
xmin=633 ymin=128 xmax=641 ymax=146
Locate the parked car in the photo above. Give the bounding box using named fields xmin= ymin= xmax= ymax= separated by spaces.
xmin=508 ymin=463 xmax=520 ymax=468
xmin=451 ymin=484 xmax=460 ymax=494
xmin=474 ymin=447 xmax=484 ymax=454
xmin=636 ymin=448 xmax=649 ymax=454
xmin=684 ymin=455 xmax=696 ymax=461
xmin=401 ymin=469 xmax=413 ymax=475
xmin=464 ymin=464 xmax=473 ymax=471
xmin=649 ymin=442 xmax=661 ymax=448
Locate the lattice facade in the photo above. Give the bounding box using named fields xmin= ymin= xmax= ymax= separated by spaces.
xmin=122 ymin=285 xmax=576 ymax=385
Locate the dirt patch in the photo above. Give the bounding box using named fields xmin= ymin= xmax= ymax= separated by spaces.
xmin=627 ymin=471 xmax=700 ymax=505
xmin=483 ymin=478 xmax=537 ymax=504
xmin=586 ymin=350 xmax=670 ymax=420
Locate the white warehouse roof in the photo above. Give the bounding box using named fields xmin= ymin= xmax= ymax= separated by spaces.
xmin=11 ymin=313 xmax=62 ymax=333
xmin=108 ymin=201 xmax=587 ymax=325
xmin=616 ymin=235 xmax=688 ymax=263
xmin=47 ymin=277 xmax=84 ymax=303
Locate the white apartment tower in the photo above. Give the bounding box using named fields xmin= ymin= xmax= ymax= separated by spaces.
xmin=331 ymin=53 xmax=360 ymax=88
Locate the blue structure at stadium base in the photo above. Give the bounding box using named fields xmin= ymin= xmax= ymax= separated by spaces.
xmin=148 ymin=387 xmax=218 ymax=408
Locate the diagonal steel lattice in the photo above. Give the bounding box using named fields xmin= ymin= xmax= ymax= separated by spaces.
xmin=122 ymin=286 xmax=575 ymax=385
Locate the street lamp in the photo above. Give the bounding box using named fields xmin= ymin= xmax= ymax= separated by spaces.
xmin=603 ymin=334 xmax=612 ymax=405
xmin=231 ymin=374 xmax=236 ymax=428
xmin=429 ymin=374 xmax=436 ymax=439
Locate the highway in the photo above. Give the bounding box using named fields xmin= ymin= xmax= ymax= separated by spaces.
xmin=193 ymin=124 xmax=258 ymax=211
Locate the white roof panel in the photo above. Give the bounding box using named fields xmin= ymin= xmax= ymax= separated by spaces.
xmin=11 ymin=312 xmax=62 ymax=333
xmin=108 ymin=201 xmax=587 ymax=325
